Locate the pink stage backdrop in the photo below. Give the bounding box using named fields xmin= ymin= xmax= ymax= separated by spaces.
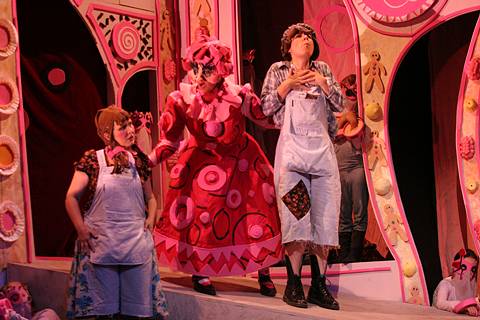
xmin=304 ymin=0 xmax=388 ymax=257
xmin=304 ymin=0 xmax=355 ymax=84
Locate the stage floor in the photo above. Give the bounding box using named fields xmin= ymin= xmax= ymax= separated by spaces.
xmin=7 ymin=260 xmax=464 ymax=320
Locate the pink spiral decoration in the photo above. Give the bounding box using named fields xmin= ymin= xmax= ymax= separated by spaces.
xmin=248 ymin=225 xmax=264 ymax=239
xmin=111 ymin=21 xmax=140 ymax=62
xmin=459 ymin=136 xmax=475 ymax=160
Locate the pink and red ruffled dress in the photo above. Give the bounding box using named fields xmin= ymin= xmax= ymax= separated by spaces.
xmin=151 ymin=81 xmax=282 ymax=276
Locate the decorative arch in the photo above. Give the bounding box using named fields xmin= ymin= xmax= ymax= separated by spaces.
xmin=345 ymin=0 xmax=480 ymax=305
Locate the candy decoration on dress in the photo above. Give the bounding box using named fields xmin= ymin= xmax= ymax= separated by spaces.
xmin=238 ymin=159 xmax=248 ymax=172
xmin=226 ymin=189 xmax=242 ymax=209
xmin=169 ymin=196 xmax=194 ymax=230
xmin=262 ymin=183 xmax=275 ymax=205
xmin=197 ymin=165 xmax=227 ymax=191
xmin=248 ymin=225 xmax=264 ymax=239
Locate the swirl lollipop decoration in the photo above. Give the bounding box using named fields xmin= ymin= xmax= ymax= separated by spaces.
xmin=111 ymin=21 xmax=140 ymax=62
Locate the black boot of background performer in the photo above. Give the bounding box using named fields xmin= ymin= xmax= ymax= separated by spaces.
xmin=308 ymin=255 xmax=340 ymax=310
xmin=343 ymin=230 xmax=366 ymax=264
xmin=334 ymin=232 xmax=352 ymax=263
xmin=283 ymin=255 xmax=307 ymax=308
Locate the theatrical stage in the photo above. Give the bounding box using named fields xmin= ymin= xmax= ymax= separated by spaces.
xmin=6 ymin=260 xmax=462 ymax=319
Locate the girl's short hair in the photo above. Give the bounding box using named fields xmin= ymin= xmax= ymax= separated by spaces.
xmin=280 ymin=23 xmax=320 ymax=62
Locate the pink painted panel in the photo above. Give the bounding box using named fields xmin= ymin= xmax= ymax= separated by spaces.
xmin=12 ymin=0 xmax=33 ymax=263
xmin=455 ymin=15 xmax=480 ymax=256
xmin=349 ymin=0 xmax=448 ymax=37
xmin=85 ymin=3 xmax=157 ymax=100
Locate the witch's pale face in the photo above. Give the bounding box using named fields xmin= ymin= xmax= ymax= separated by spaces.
xmin=188 ymin=62 xmax=222 ymax=94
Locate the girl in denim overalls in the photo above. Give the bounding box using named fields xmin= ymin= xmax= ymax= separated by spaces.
xmin=65 ymin=106 xmax=168 ymax=319
xmin=261 ymin=23 xmax=343 ymax=310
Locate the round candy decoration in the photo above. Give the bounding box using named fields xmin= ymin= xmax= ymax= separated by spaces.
xmin=365 ymin=102 xmax=382 ymax=121
xmin=0 ymin=77 xmax=19 ymax=115
xmin=0 ymin=135 xmax=19 ymax=176
xmin=464 ymin=97 xmax=477 ymax=112
xmin=0 ymin=19 xmax=18 ymax=58
xmin=466 ymin=178 xmax=478 ymax=194
xmin=197 ymin=165 xmax=227 ymax=191
xmin=111 ymin=21 xmax=140 ymax=62
xmin=0 ymin=201 xmax=24 ymax=242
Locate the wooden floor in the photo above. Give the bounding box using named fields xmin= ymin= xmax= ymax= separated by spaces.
xmin=10 ymin=260 xmax=469 ymax=319
xmin=161 ymin=271 xmax=465 ymax=320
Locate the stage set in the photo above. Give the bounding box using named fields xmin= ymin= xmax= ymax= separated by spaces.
xmin=0 ymin=0 xmax=480 ymax=319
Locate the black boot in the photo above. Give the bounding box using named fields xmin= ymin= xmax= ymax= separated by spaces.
xmin=258 ymin=269 xmax=277 ymax=297
xmin=192 ymin=275 xmax=217 ymax=295
xmin=343 ymin=230 xmax=366 ymax=264
xmin=308 ymin=255 xmax=340 ymax=310
xmin=283 ymin=255 xmax=307 ymax=308
xmin=334 ymin=232 xmax=352 ymax=263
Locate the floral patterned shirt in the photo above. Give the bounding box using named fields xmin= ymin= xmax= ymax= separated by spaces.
xmin=73 ymin=148 xmax=151 ymax=213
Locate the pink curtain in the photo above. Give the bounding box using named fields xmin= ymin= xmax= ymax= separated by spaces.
xmin=429 ymin=22 xmax=472 ymax=277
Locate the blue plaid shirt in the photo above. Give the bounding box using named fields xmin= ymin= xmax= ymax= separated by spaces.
xmin=260 ymin=60 xmax=344 ymax=139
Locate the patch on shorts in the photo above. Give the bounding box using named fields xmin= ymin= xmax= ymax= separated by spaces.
xmin=281 ymin=180 xmax=311 ymax=220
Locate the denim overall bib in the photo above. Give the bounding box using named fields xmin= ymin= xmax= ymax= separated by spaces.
xmin=274 ymin=87 xmax=340 ymax=245
xmin=84 ymin=150 xmax=153 ymax=265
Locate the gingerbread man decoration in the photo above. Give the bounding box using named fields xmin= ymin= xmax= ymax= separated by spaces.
xmin=407 ymin=285 xmax=423 ymax=304
xmin=363 ymin=50 xmax=387 ymax=93
xmin=383 ymin=204 xmax=408 ymax=246
xmin=367 ymin=130 xmax=388 ymax=170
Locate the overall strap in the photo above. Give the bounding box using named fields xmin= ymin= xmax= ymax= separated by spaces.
xmin=96 ymin=149 xmax=107 ymax=169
